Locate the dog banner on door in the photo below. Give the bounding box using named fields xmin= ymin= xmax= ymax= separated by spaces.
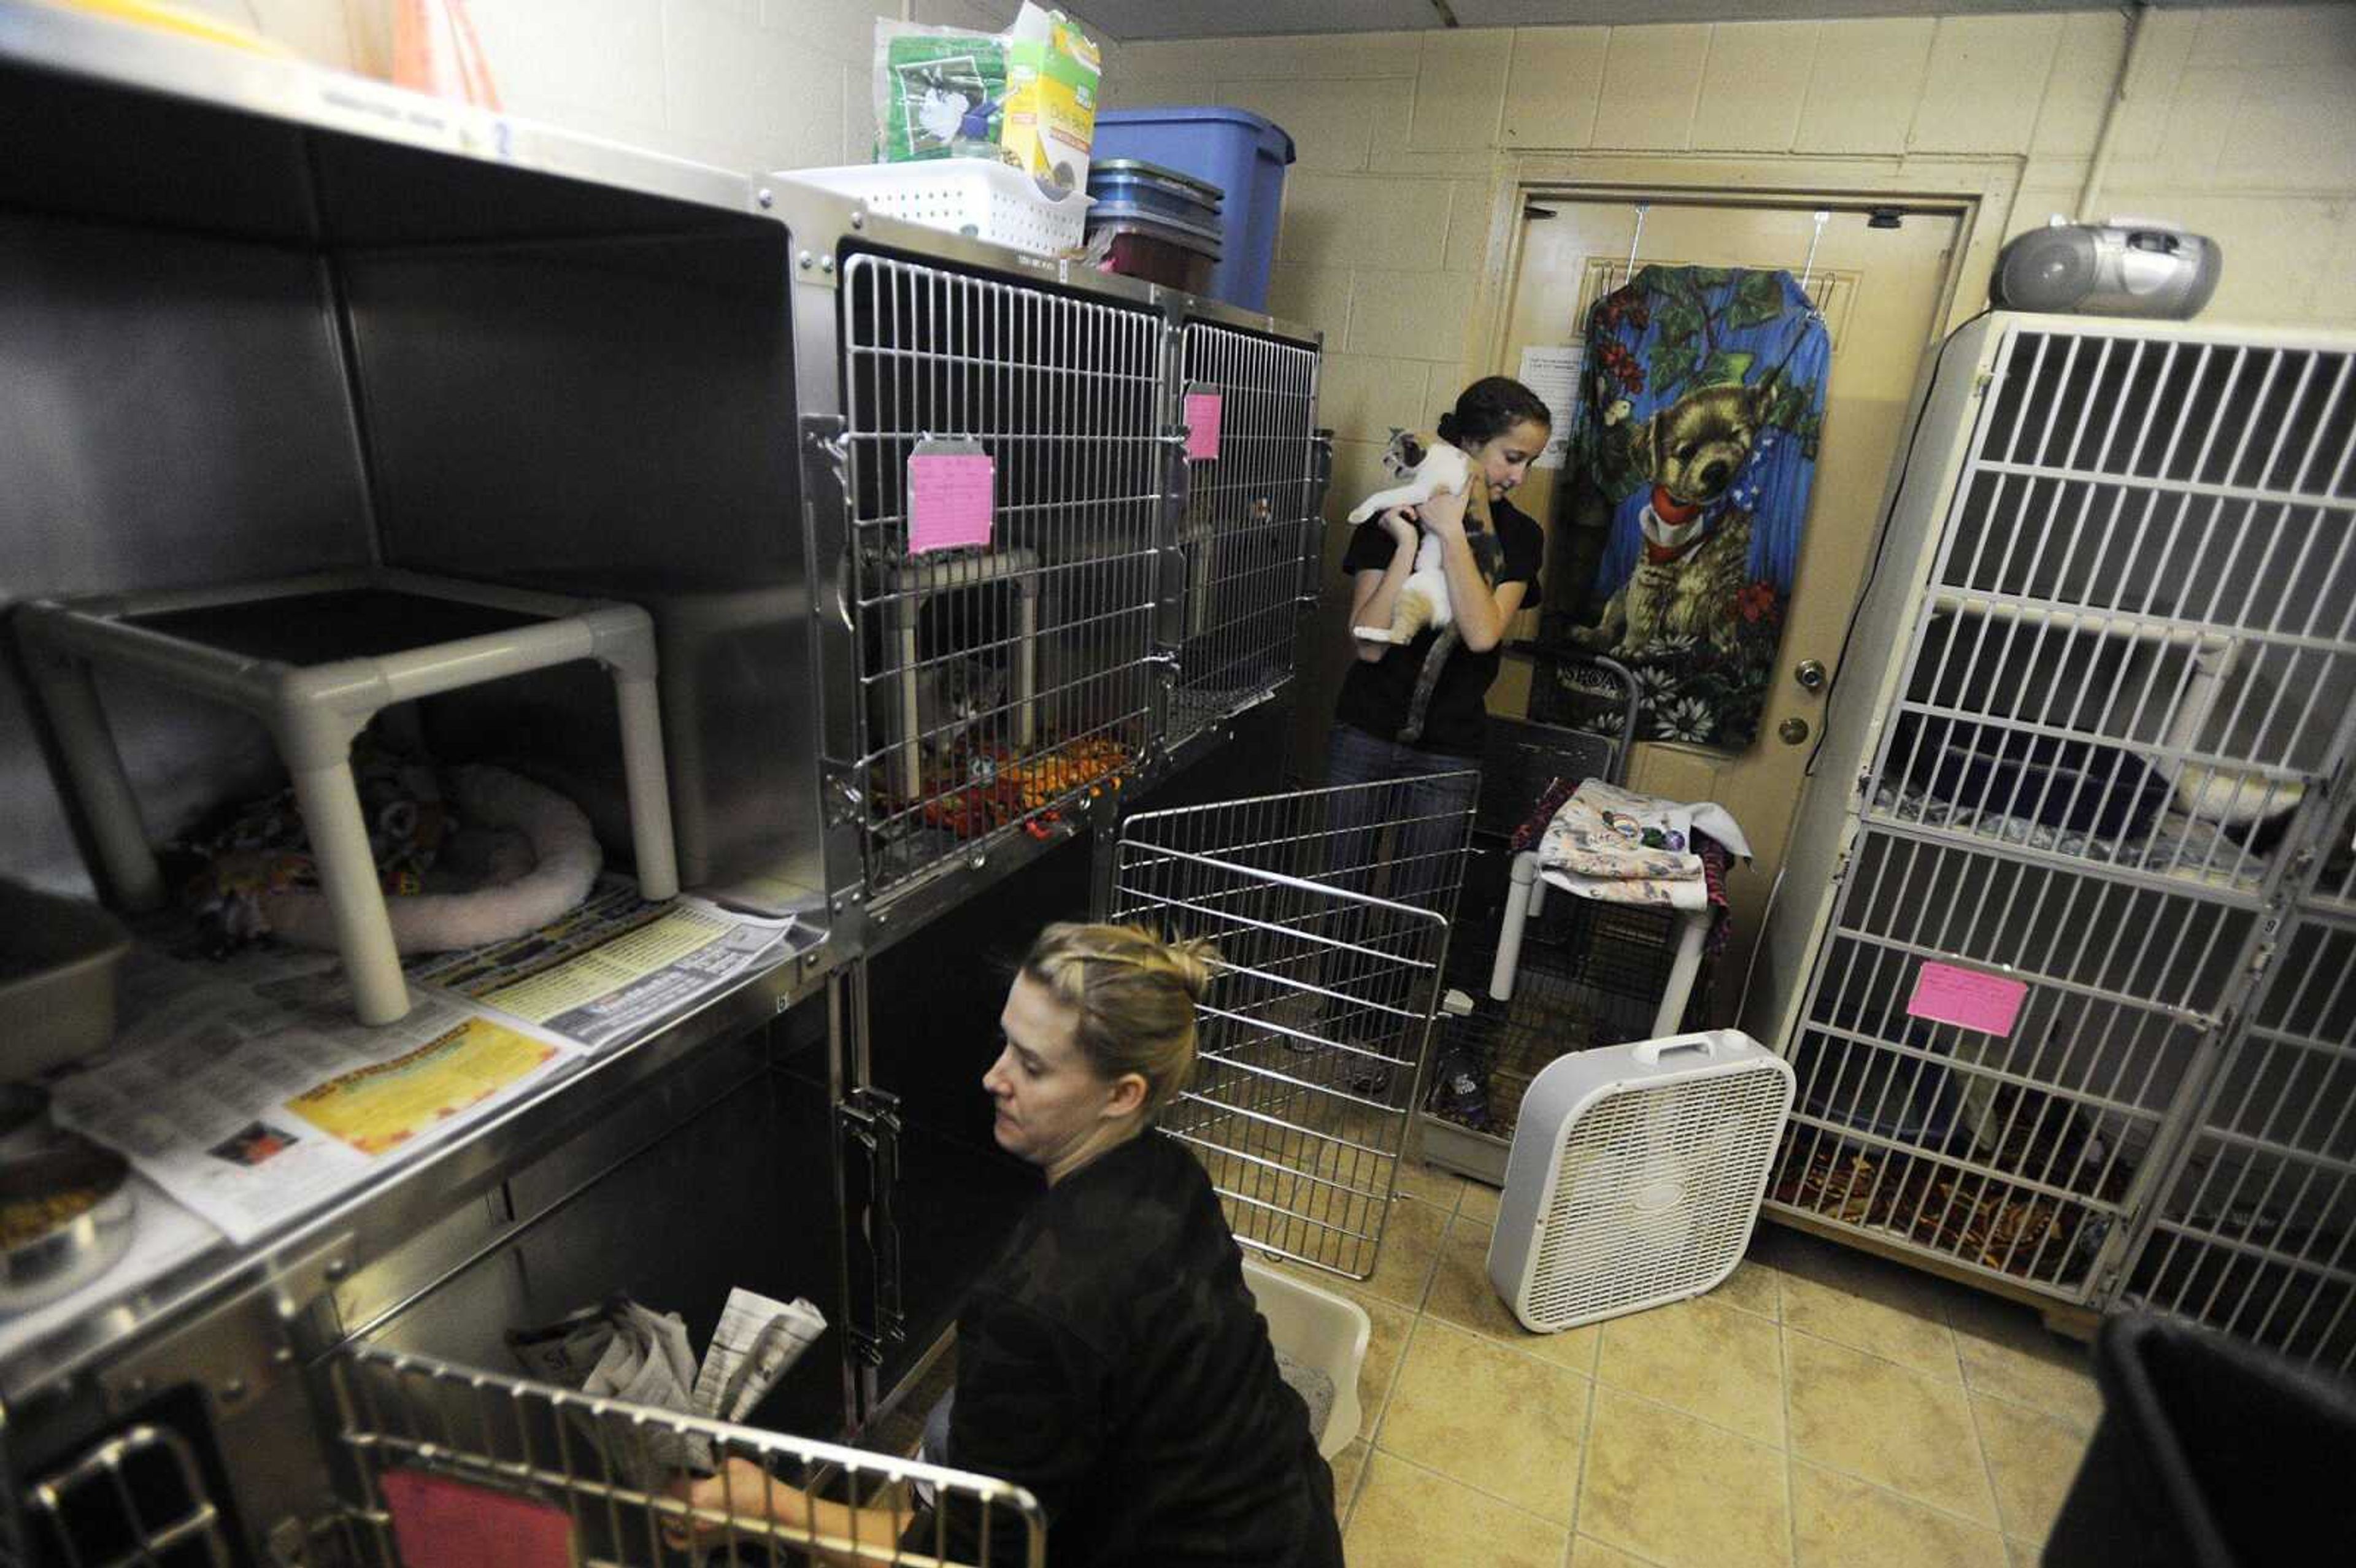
xmin=1557 ymin=266 xmax=1830 ymax=750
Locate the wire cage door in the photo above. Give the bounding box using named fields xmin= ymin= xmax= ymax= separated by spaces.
xmin=1766 ymin=824 xmax=2257 ymax=1302
xmin=841 ymin=251 xmax=1168 ymax=896
xmin=1861 ymin=325 xmax=2356 ymax=899
xmin=326 ymin=1340 xmax=1045 ymax=1567
xmin=1169 ymin=321 xmax=1323 ymax=745
xmin=1106 ymin=777 xmax=1475 ymax=1280
xmin=2108 ymin=783 xmax=2356 ymax=1374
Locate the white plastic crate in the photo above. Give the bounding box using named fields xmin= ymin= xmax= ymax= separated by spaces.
xmin=787 ymin=159 xmax=1090 ymax=256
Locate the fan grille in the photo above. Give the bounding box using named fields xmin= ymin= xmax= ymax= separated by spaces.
xmin=1526 ymin=1064 xmax=1792 ymax=1328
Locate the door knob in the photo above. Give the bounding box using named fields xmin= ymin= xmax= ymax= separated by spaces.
xmin=1794 ymin=659 xmax=1828 ymax=691
xmin=1779 ymin=717 xmax=1811 ymax=745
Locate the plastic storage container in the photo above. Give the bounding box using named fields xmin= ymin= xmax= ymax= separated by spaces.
xmin=1086 ymin=158 xmax=1222 ymax=227
xmin=1088 ymin=211 xmax=1219 ymax=294
xmin=2045 ymin=1313 xmax=2356 ymax=1567
xmin=787 ymin=159 xmax=1091 ymax=256
xmin=0 ymin=882 xmax=130 ymax=1082
xmin=1093 ymin=107 xmax=1293 ymax=312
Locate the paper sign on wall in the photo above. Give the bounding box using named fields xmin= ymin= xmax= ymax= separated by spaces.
xmin=1516 ymin=342 xmax=1584 ymax=470
xmin=907 ymin=440 xmax=995 ymax=554
xmin=1905 ymin=961 xmax=2028 ymax=1038
xmin=381 ymin=1468 xmax=572 ymax=1568
xmin=1184 ymin=388 xmax=1223 ymax=461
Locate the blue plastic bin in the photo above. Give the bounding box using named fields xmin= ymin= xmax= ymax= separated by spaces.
xmin=1092 ymin=107 xmax=1294 ymax=313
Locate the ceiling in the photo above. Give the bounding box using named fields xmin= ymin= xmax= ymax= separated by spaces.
xmin=1080 ymin=0 xmax=2298 ymax=42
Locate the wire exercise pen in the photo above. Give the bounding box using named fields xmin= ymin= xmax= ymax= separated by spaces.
xmin=1771 ymin=318 xmax=2356 ymax=1349
xmin=841 ymin=252 xmax=1167 ymax=894
xmin=1108 ymin=778 xmax=1474 ymax=1280
xmin=325 ymin=1341 xmax=1045 ymax=1568
xmin=1169 ymin=323 xmax=1323 ymax=745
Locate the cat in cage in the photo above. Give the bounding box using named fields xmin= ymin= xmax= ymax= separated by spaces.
xmin=915 ymin=651 xmax=1009 ymax=778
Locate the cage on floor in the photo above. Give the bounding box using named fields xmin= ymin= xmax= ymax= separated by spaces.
xmin=841 ymin=251 xmax=1167 ymax=894
xmin=1107 ymin=776 xmax=1476 ymax=1280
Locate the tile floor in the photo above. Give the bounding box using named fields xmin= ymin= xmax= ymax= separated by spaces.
xmin=1256 ymin=1161 xmax=2102 ymax=1568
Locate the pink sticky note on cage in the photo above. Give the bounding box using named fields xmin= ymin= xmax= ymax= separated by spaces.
xmin=1906 ymin=961 xmax=2028 ymax=1038
xmin=1185 ymin=390 xmax=1223 ymax=461
xmin=908 ymin=451 xmax=995 ymax=553
xmin=380 ymin=1468 xmax=572 ymax=1568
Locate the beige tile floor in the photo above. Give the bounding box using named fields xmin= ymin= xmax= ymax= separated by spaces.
xmin=1259 ymin=1161 xmax=2102 ymax=1568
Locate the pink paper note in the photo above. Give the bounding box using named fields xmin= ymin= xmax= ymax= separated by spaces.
xmin=381 ymin=1468 xmax=572 ymax=1568
xmin=1906 ymin=961 xmax=2028 ymax=1038
xmin=1185 ymin=391 xmax=1223 ymax=461
xmin=908 ymin=452 xmax=995 ymax=553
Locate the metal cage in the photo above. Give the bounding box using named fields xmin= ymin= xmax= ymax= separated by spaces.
xmin=1109 ymin=778 xmax=1473 ymax=1279
xmin=1771 ymin=318 xmax=2356 ymax=1333
xmin=841 ymin=251 xmax=1168 ymax=894
xmin=1169 ymin=322 xmax=1324 ymax=745
xmin=1863 ymin=331 xmax=2356 ymax=896
xmin=328 ymin=1341 xmax=1044 ymax=1568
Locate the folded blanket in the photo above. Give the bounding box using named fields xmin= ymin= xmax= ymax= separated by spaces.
xmin=1535 ymin=780 xmax=1752 ymax=911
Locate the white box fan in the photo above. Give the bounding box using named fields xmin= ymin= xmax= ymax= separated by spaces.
xmin=1488 ymin=1031 xmax=1794 ymax=1332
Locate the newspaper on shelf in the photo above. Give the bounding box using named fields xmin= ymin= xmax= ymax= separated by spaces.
xmin=48 ymin=950 xmax=582 ymax=1246
xmin=508 ymin=1289 xmax=828 ymax=1489
xmin=409 ymin=878 xmax=798 ymax=1052
xmin=47 ymin=883 xmax=796 ymax=1249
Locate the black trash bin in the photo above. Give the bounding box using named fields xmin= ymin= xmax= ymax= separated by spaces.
xmin=2044 ymin=1312 xmax=2356 ymax=1567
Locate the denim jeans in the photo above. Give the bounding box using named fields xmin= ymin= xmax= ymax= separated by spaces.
xmin=1322 ymin=724 xmax=1480 ymax=924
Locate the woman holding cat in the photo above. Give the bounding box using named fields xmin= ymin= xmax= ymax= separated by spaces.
xmin=1329 ymin=374 xmax=1552 ymax=916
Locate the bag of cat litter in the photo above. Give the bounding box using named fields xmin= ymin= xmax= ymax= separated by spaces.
xmin=874 ymin=18 xmax=1011 ymax=164
xmin=999 ymin=3 xmax=1099 ymax=192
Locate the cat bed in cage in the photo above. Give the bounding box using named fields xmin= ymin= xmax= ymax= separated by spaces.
xmin=12 ymin=570 xmax=678 ymax=1027
xmin=866 ymin=548 xmax=1041 ymax=807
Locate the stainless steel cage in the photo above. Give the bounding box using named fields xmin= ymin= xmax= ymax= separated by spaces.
xmin=841 ymin=252 xmax=1167 ymax=896
xmin=1109 ymin=778 xmax=1474 ymax=1279
xmin=1169 ymin=323 xmax=1324 ymax=745
xmin=328 ymin=1342 xmax=1044 ymax=1567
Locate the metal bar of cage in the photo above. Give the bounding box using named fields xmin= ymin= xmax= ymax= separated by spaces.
xmin=25 ymin=1424 xmax=233 ymax=1568
xmin=1107 ymin=776 xmax=1474 ymax=1280
xmin=841 ymin=250 xmax=1168 ymax=897
xmin=326 ymin=1340 xmax=1045 ymax=1568
xmin=1169 ymin=321 xmax=1322 ymax=745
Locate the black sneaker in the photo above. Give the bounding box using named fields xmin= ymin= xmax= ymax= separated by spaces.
xmin=1425 ymin=1041 xmax=1492 ymax=1130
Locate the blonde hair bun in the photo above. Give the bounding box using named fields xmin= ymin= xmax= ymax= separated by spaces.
xmin=1021 ymin=923 xmax=1220 ymax=1114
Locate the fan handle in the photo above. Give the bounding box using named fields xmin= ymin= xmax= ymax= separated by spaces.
xmin=1632 ymin=1035 xmax=1717 ymax=1065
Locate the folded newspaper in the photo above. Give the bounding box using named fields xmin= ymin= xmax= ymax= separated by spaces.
xmin=509 ymin=1289 xmax=828 ymax=1490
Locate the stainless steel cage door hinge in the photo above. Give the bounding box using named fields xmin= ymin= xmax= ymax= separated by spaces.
xmin=838 ymin=1086 xmax=906 ymax=1367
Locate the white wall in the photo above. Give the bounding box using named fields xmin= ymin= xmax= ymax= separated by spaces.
xmin=1114 ymin=6 xmax=2356 ymax=458
xmin=169 ymin=0 xmax=1125 ymax=174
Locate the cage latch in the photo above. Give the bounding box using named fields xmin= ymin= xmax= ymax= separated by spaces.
xmin=839 ymin=1086 xmax=906 ymax=1366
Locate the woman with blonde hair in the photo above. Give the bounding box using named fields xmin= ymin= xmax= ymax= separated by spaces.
xmin=674 ymin=921 xmax=1343 ymax=1567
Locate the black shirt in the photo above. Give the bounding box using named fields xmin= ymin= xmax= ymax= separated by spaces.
xmin=1334 ymin=496 xmax=1544 ymax=758
xmin=928 ymin=1131 xmax=1341 ymax=1567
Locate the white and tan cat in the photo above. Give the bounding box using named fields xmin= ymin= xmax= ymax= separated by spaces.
xmin=1348 ymin=430 xmax=1493 ymax=645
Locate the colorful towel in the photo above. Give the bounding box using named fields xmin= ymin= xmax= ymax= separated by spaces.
xmin=1534 ymin=780 xmax=1752 ymax=912
xmin=1553 ymin=266 xmax=1830 ymax=750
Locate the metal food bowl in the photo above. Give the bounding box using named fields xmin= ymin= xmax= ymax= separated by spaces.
xmin=0 ymin=1139 xmax=136 ymax=1312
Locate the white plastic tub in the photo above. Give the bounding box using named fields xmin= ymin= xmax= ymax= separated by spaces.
xmin=1241 ymin=1257 xmax=1368 ymax=1459
xmin=787 ymin=159 xmax=1090 ymax=256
